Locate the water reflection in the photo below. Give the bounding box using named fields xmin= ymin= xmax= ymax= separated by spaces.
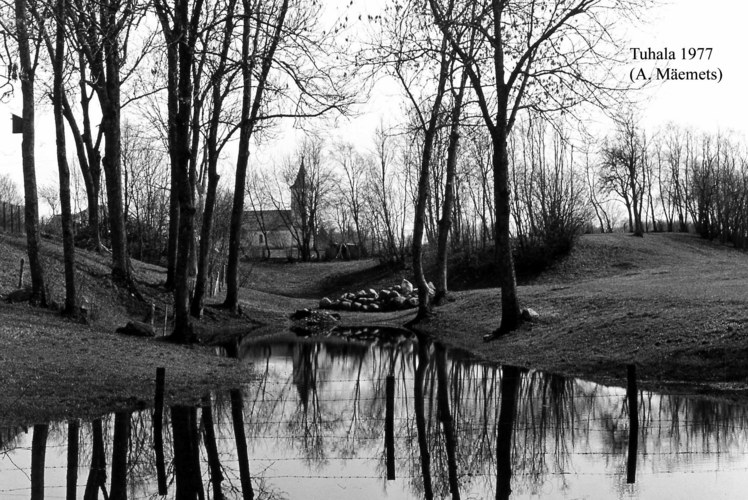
xmin=3 ymin=331 xmax=748 ymax=498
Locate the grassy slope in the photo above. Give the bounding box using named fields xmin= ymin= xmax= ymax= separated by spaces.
xmin=417 ymin=232 xmax=748 ymax=395
xmin=241 ymin=232 xmax=748 ymax=396
xmin=0 ymin=233 xmax=256 ymax=426
xmin=3 ymin=230 xmax=748 ymax=425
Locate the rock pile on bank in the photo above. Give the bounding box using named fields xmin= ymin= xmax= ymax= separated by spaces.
xmin=318 ymin=279 xmax=434 ymax=312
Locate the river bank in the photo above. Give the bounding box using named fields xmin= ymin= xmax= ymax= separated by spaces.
xmin=2 ymin=231 xmax=747 ymax=426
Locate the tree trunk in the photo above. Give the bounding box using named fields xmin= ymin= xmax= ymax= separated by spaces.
xmin=31 ymin=424 xmax=48 ymax=500
xmin=413 ymin=339 xmax=434 ymax=500
xmin=192 ymin=164 xmax=218 ymax=318
xmin=84 ymin=419 xmax=107 ymax=500
xmin=109 ymin=412 xmax=130 ymax=500
xmin=414 ymin=339 xmax=433 ymax=500
xmin=201 ymin=397 xmax=225 ymax=499
xmin=224 ymin=0 xmax=288 ymax=312
xmin=435 ymin=344 xmax=460 ymax=499
xmin=98 ymin=0 xmax=130 ymax=282
xmin=171 ymin=0 xmax=197 ymax=341
xmin=492 ymin=125 xmax=522 ymax=334
xmin=162 ymin=19 xmax=180 ymax=291
xmin=495 ymin=366 xmax=520 ymax=500
xmin=435 ymin=69 xmax=467 ymax=306
xmin=61 ymin=90 xmax=102 ymax=250
xmin=171 ymin=406 xmax=204 ymax=500
xmin=411 ymin=37 xmax=450 ymax=322
xmin=192 ymin=0 xmax=235 ymax=317
xmin=166 ymin=167 xmax=180 ymax=289
xmin=16 ymin=0 xmax=46 ymax=306
xmin=53 ymin=0 xmax=77 ymax=315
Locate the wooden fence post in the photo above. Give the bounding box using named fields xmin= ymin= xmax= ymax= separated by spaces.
xmin=626 ymin=364 xmax=639 ymax=484
xmin=153 ymin=367 xmax=167 ymax=495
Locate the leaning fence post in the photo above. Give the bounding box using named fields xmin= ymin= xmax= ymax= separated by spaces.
xmin=18 ymin=258 xmax=24 ymax=288
xmin=162 ymin=306 xmax=169 ymax=336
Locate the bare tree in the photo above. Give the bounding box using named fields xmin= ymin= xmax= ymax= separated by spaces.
xmin=510 ymin=116 xmax=591 ymax=274
xmin=428 ymin=0 xmax=647 ymax=335
xmin=7 ymin=0 xmax=47 ymax=304
xmin=369 ymin=124 xmax=402 ymax=262
xmin=39 ymin=183 xmax=61 ymax=218
xmin=154 ymin=0 xmax=204 ymax=340
xmin=69 ymin=0 xmax=152 ymax=284
xmin=600 ymin=113 xmax=647 ymax=237
xmin=191 ymin=0 xmax=239 ymax=318
xmin=121 ymin=122 xmax=170 ymax=263
xmin=333 ymin=141 xmax=370 ymax=254
xmin=49 ymin=0 xmax=77 ymax=314
xmin=224 ymin=0 xmax=290 ymax=312
xmin=435 ymin=57 xmax=470 ymax=305
xmin=0 ymin=173 xmax=22 ymax=204
xmin=222 ymin=0 xmax=354 ymax=310
xmin=585 ymin=151 xmax=612 ymax=233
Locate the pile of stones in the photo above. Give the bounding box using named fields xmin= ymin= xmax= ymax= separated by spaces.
xmin=318 ymin=279 xmax=434 ymax=313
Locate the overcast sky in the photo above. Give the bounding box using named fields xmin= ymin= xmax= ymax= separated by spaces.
xmin=0 ymin=0 xmax=744 ymax=210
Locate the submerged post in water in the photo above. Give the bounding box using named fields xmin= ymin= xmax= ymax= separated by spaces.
xmin=66 ymin=419 xmax=79 ymax=500
xmin=154 ymin=367 xmax=167 ymax=494
xmin=627 ymin=364 xmax=639 ymax=484
xmin=385 ymin=374 xmax=395 ymax=480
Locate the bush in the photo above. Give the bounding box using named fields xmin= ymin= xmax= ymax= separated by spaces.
xmin=513 ymin=219 xmax=584 ymax=279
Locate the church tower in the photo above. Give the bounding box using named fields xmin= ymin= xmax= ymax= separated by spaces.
xmin=290 ymin=156 xmax=308 ymax=226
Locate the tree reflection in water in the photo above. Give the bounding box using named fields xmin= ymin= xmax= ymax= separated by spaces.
xmin=3 ymin=331 xmax=748 ymax=498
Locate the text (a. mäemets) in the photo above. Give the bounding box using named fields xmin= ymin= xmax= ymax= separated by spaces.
xmin=629 ymin=67 xmax=722 ymax=83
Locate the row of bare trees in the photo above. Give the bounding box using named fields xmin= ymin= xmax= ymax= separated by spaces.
xmin=1 ymin=0 xmax=354 ymax=338
xmin=352 ymin=0 xmax=652 ymax=331
xmin=597 ymin=116 xmax=748 ymax=249
xmin=12 ymin=0 xmax=727 ymax=338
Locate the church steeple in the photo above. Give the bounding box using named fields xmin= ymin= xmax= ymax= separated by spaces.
xmin=292 ymin=155 xmax=306 ymax=191
xmin=290 ymin=156 xmax=307 ymax=225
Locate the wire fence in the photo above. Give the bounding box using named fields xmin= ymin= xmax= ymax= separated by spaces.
xmin=0 ymin=201 xmax=24 ymax=234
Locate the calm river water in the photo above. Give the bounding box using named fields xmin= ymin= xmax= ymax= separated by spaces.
xmin=1 ymin=328 xmax=747 ymax=499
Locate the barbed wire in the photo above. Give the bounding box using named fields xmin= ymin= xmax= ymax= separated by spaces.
xmin=2 ymin=464 xmax=748 ymax=497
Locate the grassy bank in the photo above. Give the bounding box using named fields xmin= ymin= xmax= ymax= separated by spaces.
xmin=2 ymin=230 xmax=748 ymax=425
xmin=326 ymin=232 xmax=748 ymax=397
xmin=0 ymin=233 xmax=258 ymax=426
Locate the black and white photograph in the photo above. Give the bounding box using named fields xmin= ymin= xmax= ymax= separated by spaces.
xmin=0 ymin=0 xmax=746 ymax=497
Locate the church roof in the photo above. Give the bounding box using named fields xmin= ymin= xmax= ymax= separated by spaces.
xmin=244 ymin=209 xmax=293 ymax=232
